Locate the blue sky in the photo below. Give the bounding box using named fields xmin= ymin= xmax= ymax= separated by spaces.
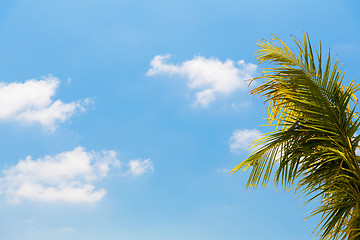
xmin=0 ymin=0 xmax=359 ymax=239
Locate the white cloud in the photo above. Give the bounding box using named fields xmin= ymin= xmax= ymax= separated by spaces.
xmin=0 ymin=147 xmax=120 ymax=204
xmin=146 ymin=54 xmax=257 ymax=107
xmin=127 ymin=158 xmax=154 ymax=177
xmin=229 ymin=129 xmax=262 ymax=152
xmin=216 ymin=168 xmax=230 ymax=173
xmin=0 ymin=75 xmax=90 ymax=130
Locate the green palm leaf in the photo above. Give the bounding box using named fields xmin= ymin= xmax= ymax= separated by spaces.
xmin=231 ymin=34 xmax=360 ymax=239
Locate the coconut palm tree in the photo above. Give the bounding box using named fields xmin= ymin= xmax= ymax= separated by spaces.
xmin=231 ymin=34 xmax=360 ymax=240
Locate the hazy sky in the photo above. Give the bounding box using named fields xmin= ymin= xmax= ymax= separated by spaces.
xmin=0 ymin=0 xmax=360 ymax=239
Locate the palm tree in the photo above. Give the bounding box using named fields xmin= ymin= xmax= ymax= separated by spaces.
xmin=231 ymin=34 xmax=360 ymax=240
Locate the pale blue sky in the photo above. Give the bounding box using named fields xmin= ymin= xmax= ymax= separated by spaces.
xmin=0 ymin=0 xmax=359 ymax=239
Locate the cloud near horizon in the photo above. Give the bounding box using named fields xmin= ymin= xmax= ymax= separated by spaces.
xmin=146 ymin=55 xmax=257 ymax=107
xmin=0 ymin=147 xmax=154 ymax=204
xmin=0 ymin=75 xmax=90 ymax=131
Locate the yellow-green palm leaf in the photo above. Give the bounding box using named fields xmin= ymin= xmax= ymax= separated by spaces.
xmin=231 ymin=34 xmax=360 ymax=240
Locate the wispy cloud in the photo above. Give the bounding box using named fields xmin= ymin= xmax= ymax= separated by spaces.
xmin=127 ymin=158 xmax=154 ymax=177
xmin=0 ymin=147 xmax=120 ymax=203
xmin=24 ymin=219 xmax=35 ymax=224
xmin=0 ymin=75 xmax=90 ymax=131
xmin=216 ymin=168 xmax=230 ymax=173
xmin=229 ymin=129 xmax=262 ymax=152
xmin=146 ymin=55 xmax=257 ymax=107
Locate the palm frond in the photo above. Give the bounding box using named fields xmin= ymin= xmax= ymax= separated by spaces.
xmin=231 ymin=34 xmax=360 ymax=240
